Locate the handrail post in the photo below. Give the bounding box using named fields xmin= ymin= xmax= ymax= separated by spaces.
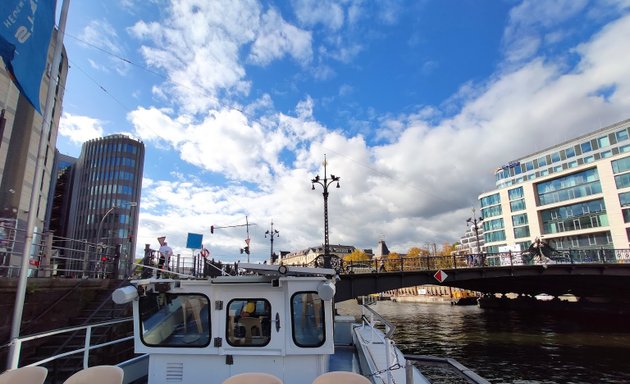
xmin=405 ymin=360 xmax=414 ymax=384
xmin=83 ymin=326 xmax=92 ymax=368
xmin=385 ymin=337 xmax=393 ymax=384
xmin=7 ymin=338 xmax=22 ymax=369
xmin=82 ymin=239 xmax=89 ymax=278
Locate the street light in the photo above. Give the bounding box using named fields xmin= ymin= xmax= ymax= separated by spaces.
xmin=466 ymin=207 xmax=484 ymax=262
xmin=265 ymin=220 xmax=279 ymax=264
xmin=95 ymin=202 xmax=137 ymax=277
xmin=311 ymin=154 xmax=340 ymax=269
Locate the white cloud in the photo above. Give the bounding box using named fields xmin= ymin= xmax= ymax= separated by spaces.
xmin=502 ymin=0 xmax=588 ymax=63
xmin=291 ymin=0 xmax=345 ymax=31
xmin=249 ymin=8 xmax=313 ymax=66
xmin=79 ymin=19 xmax=130 ymax=75
xmin=59 ymin=113 xmax=105 ymax=144
xmin=128 ymin=0 xmax=313 ymax=114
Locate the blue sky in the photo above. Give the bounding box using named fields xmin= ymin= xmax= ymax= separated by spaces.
xmin=54 ymin=0 xmax=630 ymax=262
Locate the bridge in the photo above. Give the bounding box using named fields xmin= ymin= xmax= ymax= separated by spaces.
xmin=334 ymin=249 xmax=630 ymax=302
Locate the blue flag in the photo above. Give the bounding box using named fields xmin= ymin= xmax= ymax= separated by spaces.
xmin=0 ymin=0 xmax=57 ymax=113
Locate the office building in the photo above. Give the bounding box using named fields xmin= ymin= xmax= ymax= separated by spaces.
xmin=0 ymin=31 xmax=68 ymax=273
xmin=479 ymin=118 xmax=630 ymax=253
xmin=67 ymin=134 xmax=144 ymax=277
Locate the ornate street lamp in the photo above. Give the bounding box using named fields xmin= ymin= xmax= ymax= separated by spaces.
xmin=311 ymin=154 xmax=340 ymax=269
xmin=265 ymin=220 xmax=279 ymax=264
xmin=466 ymin=207 xmax=484 ymax=263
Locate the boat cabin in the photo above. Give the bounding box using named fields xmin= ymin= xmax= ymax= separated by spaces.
xmin=114 ymin=264 xmax=337 ymax=383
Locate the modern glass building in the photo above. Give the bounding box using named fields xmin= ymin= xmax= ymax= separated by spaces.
xmin=67 ymin=134 xmax=144 ymax=277
xmin=479 ymin=118 xmax=630 ymax=253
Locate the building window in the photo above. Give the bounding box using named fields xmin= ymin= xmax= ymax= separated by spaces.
xmin=480 ymin=193 xmax=501 ymax=207
xmin=508 ymin=187 xmax=523 ymax=201
xmin=481 ymin=205 xmax=502 ymax=219
xmin=537 ymin=168 xmax=601 ymax=206
xmin=512 ymin=213 xmax=528 ymax=226
xmin=612 ymin=156 xmax=630 ymax=174
xmin=615 ymin=173 xmax=630 ymax=189
xmin=598 ymin=136 xmax=610 ymax=148
xmin=540 ymin=199 xmax=607 ymax=234
xmin=484 ymin=230 xmax=506 ymax=243
xmin=620 ymin=192 xmax=630 ymax=223
xmin=510 ymin=199 xmax=526 ymax=212
xmin=226 ymin=299 xmax=272 ymax=347
xmin=291 ymin=292 xmax=325 ymax=348
xmin=581 ymin=141 xmax=592 ymax=153
xmin=513 ymin=226 xmax=530 ymax=239
xmin=565 ymin=147 xmax=576 ymax=158
xmin=483 ymin=218 xmax=504 ymax=231
xmin=617 ymin=129 xmax=629 ymax=142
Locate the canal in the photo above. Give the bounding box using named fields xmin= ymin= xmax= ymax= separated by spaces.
xmin=337 ymin=300 xmax=630 ymax=383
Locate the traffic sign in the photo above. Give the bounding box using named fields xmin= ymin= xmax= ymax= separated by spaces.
xmin=434 ymin=270 xmax=448 ymax=283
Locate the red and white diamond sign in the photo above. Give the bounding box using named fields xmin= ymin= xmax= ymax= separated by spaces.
xmin=434 ymin=270 xmax=448 ymax=283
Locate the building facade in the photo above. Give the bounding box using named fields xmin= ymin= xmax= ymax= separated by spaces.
xmin=282 ymin=244 xmax=358 ymax=265
xmin=479 ymin=118 xmax=630 ymax=253
xmin=455 ymin=222 xmax=485 ymax=255
xmin=67 ymin=135 xmax=144 ymax=277
xmin=0 ymin=30 xmax=68 ymax=273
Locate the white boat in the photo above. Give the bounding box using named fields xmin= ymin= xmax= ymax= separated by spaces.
xmin=7 ymin=263 xmax=489 ymax=383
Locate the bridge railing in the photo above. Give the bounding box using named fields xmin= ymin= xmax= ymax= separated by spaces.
xmin=339 ymin=248 xmax=630 ymax=274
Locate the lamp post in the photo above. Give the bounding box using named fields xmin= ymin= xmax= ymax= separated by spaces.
xmin=95 ymin=202 xmax=137 ymax=277
xmin=265 ymin=220 xmax=279 ymax=265
xmin=311 ymin=154 xmax=340 ymax=269
xmin=466 ymin=207 xmax=484 ymax=264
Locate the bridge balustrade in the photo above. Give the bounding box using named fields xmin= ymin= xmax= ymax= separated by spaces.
xmin=338 ymin=248 xmax=630 ymax=274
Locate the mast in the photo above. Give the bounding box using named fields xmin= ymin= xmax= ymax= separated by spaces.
xmin=7 ymin=0 xmax=71 ymax=369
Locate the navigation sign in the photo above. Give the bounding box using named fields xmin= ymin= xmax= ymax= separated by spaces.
xmin=186 ymin=233 xmax=203 ymax=249
xmin=434 ymin=270 xmax=448 ymax=283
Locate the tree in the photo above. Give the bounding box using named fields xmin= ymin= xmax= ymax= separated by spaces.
xmin=384 ymin=252 xmax=401 ymax=271
xmin=406 ymin=247 xmax=423 ymax=270
xmin=344 ymin=249 xmax=369 ymax=262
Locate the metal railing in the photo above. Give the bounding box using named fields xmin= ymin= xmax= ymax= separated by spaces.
xmin=337 ymin=248 xmax=630 ymax=274
xmin=0 ymin=225 xmax=130 ymax=279
xmin=2 ymin=318 xmax=134 ymax=370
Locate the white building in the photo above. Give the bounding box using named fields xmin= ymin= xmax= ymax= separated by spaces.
xmin=478 ymin=118 xmax=630 ymax=253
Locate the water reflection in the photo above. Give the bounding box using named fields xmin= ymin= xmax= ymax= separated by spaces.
xmin=336 ymin=300 xmax=630 ymax=383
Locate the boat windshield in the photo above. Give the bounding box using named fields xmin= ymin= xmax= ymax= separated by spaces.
xmin=139 ymin=292 xmax=210 ymax=347
xmin=290 ymin=292 xmax=325 ymax=347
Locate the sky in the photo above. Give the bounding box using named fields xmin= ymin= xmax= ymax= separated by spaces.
xmin=54 ymin=0 xmax=630 ymax=263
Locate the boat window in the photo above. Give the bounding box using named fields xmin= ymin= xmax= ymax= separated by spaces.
xmin=225 ymin=299 xmax=271 ymax=347
xmin=291 ymin=292 xmax=325 ymax=348
xmin=139 ymin=292 xmax=210 ymax=347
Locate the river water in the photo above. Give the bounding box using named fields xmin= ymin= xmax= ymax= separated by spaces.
xmin=336 ymin=300 xmax=630 ymax=383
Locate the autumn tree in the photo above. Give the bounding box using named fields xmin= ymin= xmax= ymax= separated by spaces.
xmin=344 ymin=249 xmax=369 ymax=262
xmin=384 ymin=252 xmax=401 ymax=271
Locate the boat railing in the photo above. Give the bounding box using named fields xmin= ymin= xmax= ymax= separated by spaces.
xmin=404 ymin=355 xmax=490 ymax=384
xmin=358 ymin=299 xmax=400 ymax=384
xmin=357 ymin=299 xmax=490 ymax=384
xmin=5 ymin=317 xmax=135 ymax=370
